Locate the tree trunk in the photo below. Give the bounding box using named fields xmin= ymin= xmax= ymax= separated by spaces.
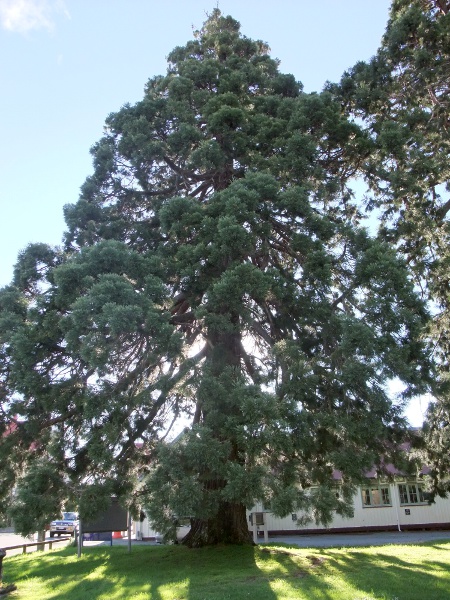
xmin=36 ymin=529 xmax=45 ymax=551
xmin=181 ymin=314 xmax=252 ymax=548
xmin=182 ymin=501 xmax=253 ymax=547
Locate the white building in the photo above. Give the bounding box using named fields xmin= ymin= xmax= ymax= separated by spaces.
xmin=136 ymin=478 xmax=450 ymax=541
xmin=249 ymin=479 xmax=450 ymax=538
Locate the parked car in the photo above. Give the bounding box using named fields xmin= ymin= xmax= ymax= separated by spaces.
xmin=49 ymin=512 xmax=78 ymax=537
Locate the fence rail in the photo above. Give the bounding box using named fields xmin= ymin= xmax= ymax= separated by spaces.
xmin=1 ymin=536 xmax=71 ymax=554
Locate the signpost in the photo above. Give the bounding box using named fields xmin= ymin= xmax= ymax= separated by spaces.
xmin=77 ymin=499 xmax=128 ymax=557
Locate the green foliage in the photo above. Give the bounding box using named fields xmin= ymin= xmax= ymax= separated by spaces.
xmin=420 ymin=398 xmax=450 ymax=497
xmin=8 ymin=459 xmax=65 ymax=536
xmin=0 ymin=7 xmax=432 ymax=542
xmin=327 ymin=0 xmax=450 ymax=497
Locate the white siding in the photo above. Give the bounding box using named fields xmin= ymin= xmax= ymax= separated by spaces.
xmin=133 ymin=518 xmax=160 ymax=540
xmin=248 ymin=481 xmax=450 ymax=533
xmin=133 ymin=517 xmax=190 ymax=541
xmin=137 ymin=481 xmax=450 ymax=539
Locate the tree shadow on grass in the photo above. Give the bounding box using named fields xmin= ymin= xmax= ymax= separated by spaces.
xmin=320 ymin=541 xmax=450 ymax=600
xmin=13 ymin=541 xmax=448 ymax=599
xmin=253 ymin=545 xmax=338 ymax=600
xmin=4 ymin=544 xmax=285 ymax=600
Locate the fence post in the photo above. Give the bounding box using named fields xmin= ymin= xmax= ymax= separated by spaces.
xmin=0 ymin=549 xmax=5 ymax=584
xmin=77 ymin=519 xmax=83 ymax=558
xmin=127 ymin=512 xmax=132 ymax=554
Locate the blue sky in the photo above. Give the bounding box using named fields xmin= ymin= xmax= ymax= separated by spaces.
xmin=0 ymin=0 xmax=393 ymax=287
xmin=1 ymin=1 xmax=429 ymax=423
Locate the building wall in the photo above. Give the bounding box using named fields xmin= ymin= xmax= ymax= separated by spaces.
xmin=134 ymin=517 xmax=190 ymax=541
xmin=134 ymin=518 xmax=159 ymax=540
xmin=136 ymin=480 xmax=450 ymax=540
xmin=250 ymin=481 xmax=450 ymax=534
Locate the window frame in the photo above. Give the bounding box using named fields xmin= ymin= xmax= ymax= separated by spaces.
xmin=398 ymin=483 xmax=427 ymax=506
xmin=361 ymin=484 xmax=392 ymax=508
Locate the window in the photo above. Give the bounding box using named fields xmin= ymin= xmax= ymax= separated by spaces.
xmin=362 ymin=485 xmax=391 ymax=507
xmin=398 ymin=483 xmax=426 ymax=505
xmin=248 ymin=512 xmax=264 ymax=526
xmin=255 ymin=512 xmax=264 ymax=526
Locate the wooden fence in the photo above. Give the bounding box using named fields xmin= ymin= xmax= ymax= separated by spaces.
xmin=0 ymin=536 xmax=71 ymax=594
xmin=1 ymin=536 xmax=71 ymax=555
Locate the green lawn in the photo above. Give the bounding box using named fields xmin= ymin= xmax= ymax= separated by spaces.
xmin=2 ymin=540 xmax=450 ymax=600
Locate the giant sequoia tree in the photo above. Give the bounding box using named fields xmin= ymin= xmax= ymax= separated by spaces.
xmin=0 ymin=10 xmax=430 ymax=546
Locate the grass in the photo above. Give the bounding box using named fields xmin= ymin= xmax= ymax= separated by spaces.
xmin=2 ymin=540 xmax=450 ymax=600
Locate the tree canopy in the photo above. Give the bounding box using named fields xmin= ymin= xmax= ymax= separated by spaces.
xmin=0 ymin=8 xmax=432 ymax=546
xmin=327 ymin=0 xmax=450 ymax=499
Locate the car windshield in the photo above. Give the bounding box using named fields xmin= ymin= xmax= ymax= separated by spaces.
xmin=62 ymin=512 xmax=77 ymax=521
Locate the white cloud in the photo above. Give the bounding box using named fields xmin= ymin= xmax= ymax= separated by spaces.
xmin=0 ymin=0 xmax=70 ymax=34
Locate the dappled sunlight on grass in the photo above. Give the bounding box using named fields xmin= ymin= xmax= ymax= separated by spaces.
xmin=318 ymin=542 xmax=450 ymax=600
xmin=155 ymin=579 xmax=190 ymax=600
xmin=2 ymin=540 xmax=450 ymax=599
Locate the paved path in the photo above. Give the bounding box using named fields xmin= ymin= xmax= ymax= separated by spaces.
xmin=268 ymin=529 xmax=450 ymax=548
xmin=2 ymin=529 xmax=450 ymax=556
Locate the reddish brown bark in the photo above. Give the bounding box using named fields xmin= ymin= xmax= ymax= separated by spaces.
xmin=182 ymin=501 xmax=253 ymax=547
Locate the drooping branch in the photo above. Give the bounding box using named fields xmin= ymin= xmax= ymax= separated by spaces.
xmin=247 ymin=317 xmax=275 ymax=348
xmin=116 ymin=344 xmax=208 ymax=461
xmin=239 ymin=341 xmax=259 ymax=383
xmin=433 ymin=0 xmax=450 ymax=15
